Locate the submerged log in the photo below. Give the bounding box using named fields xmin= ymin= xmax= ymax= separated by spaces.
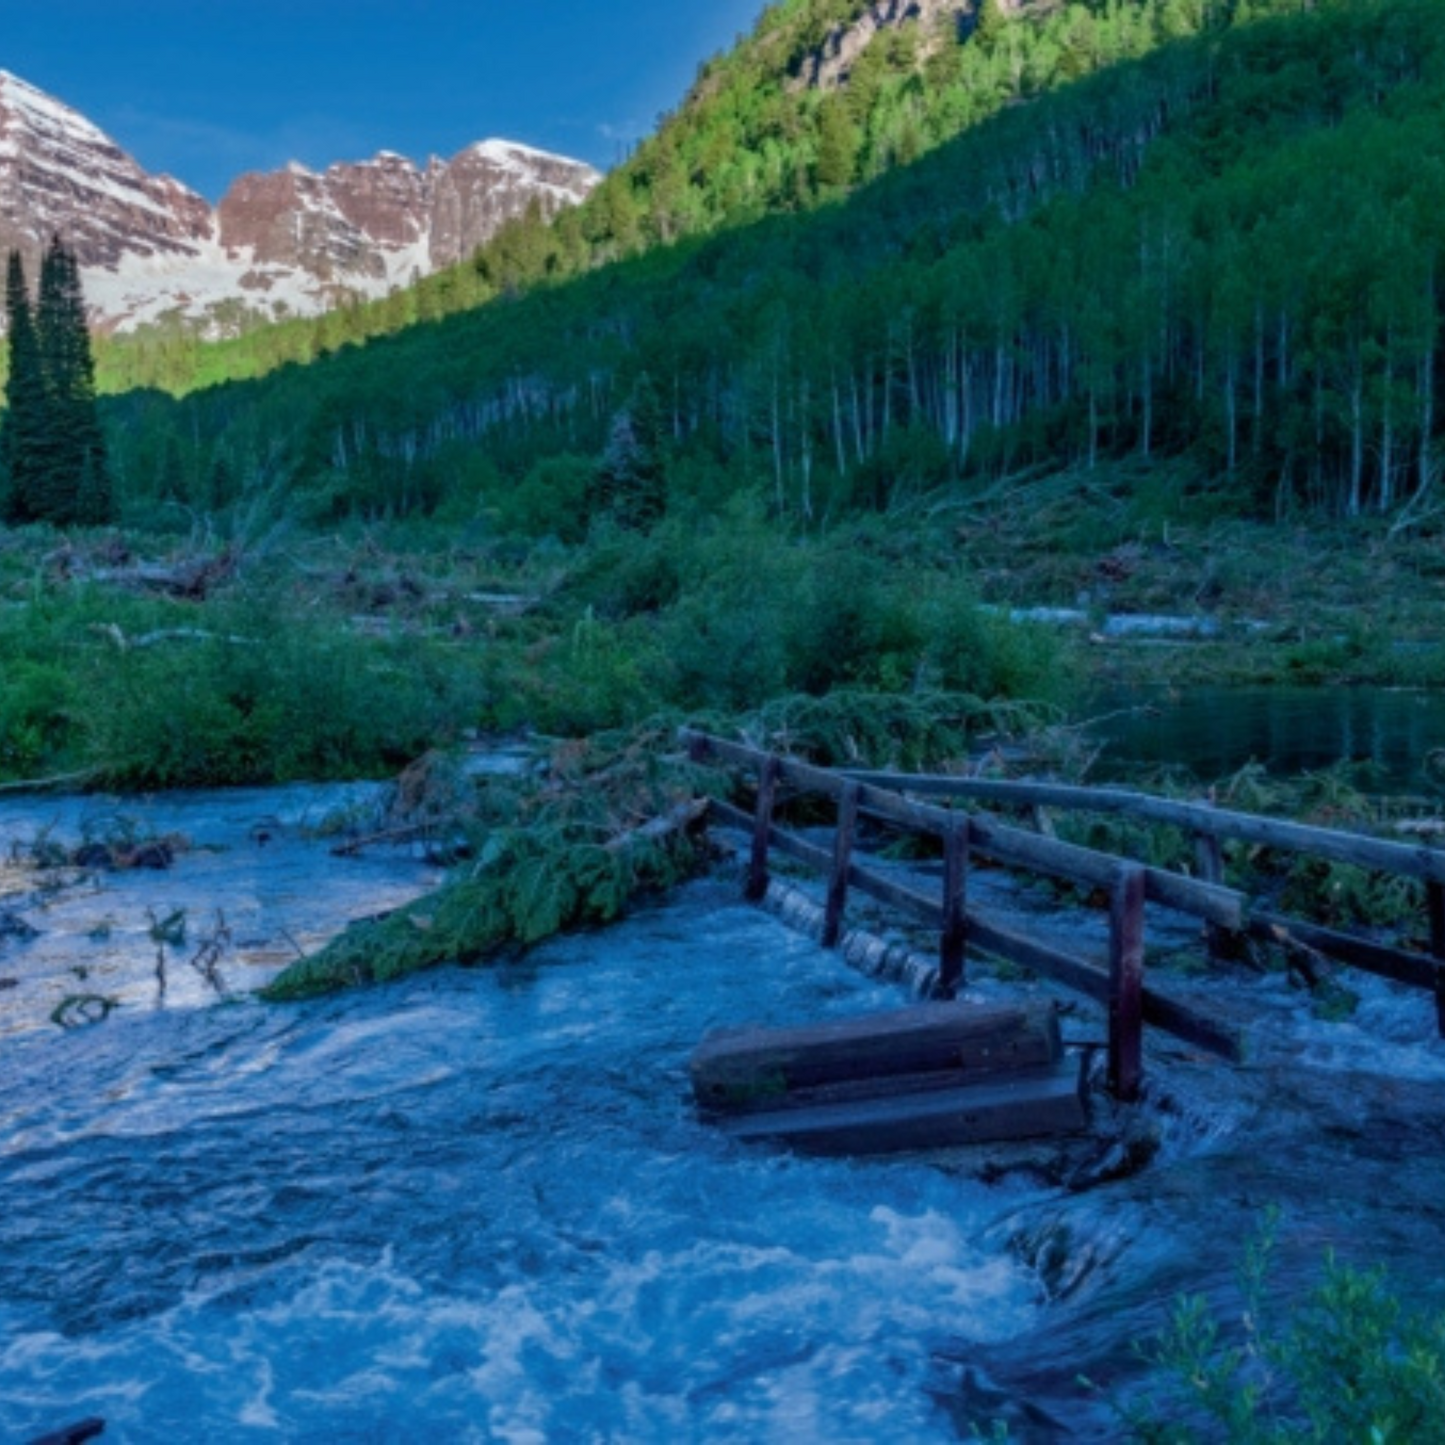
xmin=690 ymin=1001 xmax=1062 ymax=1114
xmin=716 ymin=1059 xmax=1089 ymax=1155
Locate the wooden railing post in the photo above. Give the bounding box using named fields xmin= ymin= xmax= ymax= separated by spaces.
xmin=1193 ymin=823 xmax=1230 ymax=966
xmin=822 ymin=781 xmax=861 ymax=949
xmin=1109 ymin=864 xmax=1147 ymax=1102
xmin=1429 ymin=880 xmax=1445 ymax=1038
xmin=746 ymin=756 xmax=782 ymax=903
xmin=937 ymin=817 xmax=970 ymax=999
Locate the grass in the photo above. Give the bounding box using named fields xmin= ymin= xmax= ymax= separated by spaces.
xmin=0 ymin=505 xmax=1076 ymax=789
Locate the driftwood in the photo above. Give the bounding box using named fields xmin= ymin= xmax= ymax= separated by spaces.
xmin=90 ymin=624 xmax=255 ymax=651
xmin=0 ymin=768 xmax=102 ymax=796
xmin=330 ymin=822 xmax=436 ymax=857
xmin=605 ymin=798 xmax=709 ymax=853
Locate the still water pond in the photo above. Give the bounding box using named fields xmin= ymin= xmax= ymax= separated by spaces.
xmin=1089 ymin=684 xmax=1445 ymax=789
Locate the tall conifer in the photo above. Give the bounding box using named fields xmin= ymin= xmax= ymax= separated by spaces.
xmin=33 ymin=235 xmax=111 ymax=525
xmin=0 ymin=251 xmax=52 ymax=524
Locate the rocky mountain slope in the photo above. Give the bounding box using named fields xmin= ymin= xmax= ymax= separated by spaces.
xmin=0 ymin=70 xmax=600 ymax=335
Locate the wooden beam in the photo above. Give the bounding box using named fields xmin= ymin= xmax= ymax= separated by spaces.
xmin=1194 ymin=826 xmax=1233 ymax=966
xmin=716 ymin=1060 xmax=1089 ymax=1155
xmin=746 ymin=755 xmax=781 ymax=902
xmin=823 ymin=782 xmax=860 ymax=949
xmin=691 ymin=1001 xmax=1062 ymax=1113
xmin=835 ymin=767 xmax=1445 ymax=885
xmin=966 ymin=912 xmax=1244 ymax=1062
xmin=1109 ymin=865 xmax=1146 ymax=1102
xmin=1248 ymin=910 xmax=1438 ymax=991
xmin=938 ymin=817 xmax=969 ymax=998
xmin=964 ymin=811 xmax=1244 ymax=930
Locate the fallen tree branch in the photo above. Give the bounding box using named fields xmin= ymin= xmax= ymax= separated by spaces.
xmin=86 ymin=549 xmax=239 ymax=600
xmin=264 ymin=799 xmax=709 ymax=1002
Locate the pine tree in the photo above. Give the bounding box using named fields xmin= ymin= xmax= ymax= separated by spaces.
xmin=33 ymin=235 xmax=111 ymax=525
xmin=0 ymin=251 xmax=53 ymax=525
xmin=592 ymin=373 xmax=668 ymax=530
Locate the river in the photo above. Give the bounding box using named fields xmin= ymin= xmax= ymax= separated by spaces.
xmin=2 ymin=766 xmax=1445 ymax=1441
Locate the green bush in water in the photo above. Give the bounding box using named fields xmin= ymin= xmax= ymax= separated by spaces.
xmin=263 ymin=821 xmax=703 ymax=1000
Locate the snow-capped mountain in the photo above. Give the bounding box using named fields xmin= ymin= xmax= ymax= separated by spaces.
xmin=0 ymin=70 xmax=601 ymax=335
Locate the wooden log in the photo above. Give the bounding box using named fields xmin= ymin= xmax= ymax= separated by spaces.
xmin=746 ymin=755 xmax=781 ymax=902
xmin=690 ymin=1001 xmax=1062 ymax=1114
xmin=938 ymin=818 xmax=970 ymax=997
xmin=823 ymin=782 xmax=860 ymax=949
xmin=1109 ymin=865 xmax=1146 ymax=1102
xmin=716 ymin=1058 xmax=1089 ymax=1155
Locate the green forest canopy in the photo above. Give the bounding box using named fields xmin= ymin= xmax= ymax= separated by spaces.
xmin=26 ymin=0 xmax=1445 ymax=530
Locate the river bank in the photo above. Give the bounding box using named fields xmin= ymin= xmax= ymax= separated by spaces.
xmin=7 ymin=484 xmax=1445 ymax=797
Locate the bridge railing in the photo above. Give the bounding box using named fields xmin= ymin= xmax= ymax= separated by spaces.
xmin=681 ymin=729 xmax=1445 ymax=1101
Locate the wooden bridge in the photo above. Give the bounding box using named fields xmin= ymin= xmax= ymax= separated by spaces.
xmin=682 ymin=729 xmax=1445 ymax=1126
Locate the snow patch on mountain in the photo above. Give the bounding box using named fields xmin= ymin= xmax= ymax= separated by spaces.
xmin=0 ymin=70 xmax=601 ymax=336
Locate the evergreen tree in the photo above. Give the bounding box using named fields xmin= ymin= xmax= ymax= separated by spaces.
xmin=0 ymin=251 xmax=53 ymax=525
xmin=33 ymin=235 xmax=112 ymax=525
xmin=592 ymin=373 xmax=668 ymax=530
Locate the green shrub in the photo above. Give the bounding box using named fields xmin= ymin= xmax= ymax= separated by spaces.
xmin=494 ymin=452 xmax=595 ymax=542
xmin=1118 ymin=1214 xmax=1445 ymax=1442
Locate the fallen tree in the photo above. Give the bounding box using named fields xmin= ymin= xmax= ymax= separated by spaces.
xmin=262 ymin=724 xmax=720 ymax=1001
xmin=262 ymin=802 xmax=708 ymax=1000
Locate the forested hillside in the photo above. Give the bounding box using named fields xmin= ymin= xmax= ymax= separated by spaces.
xmin=97 ymin=0 xmax=1445 ymax=529
xmin=93 ymin=0 xmax=1255 ymax=395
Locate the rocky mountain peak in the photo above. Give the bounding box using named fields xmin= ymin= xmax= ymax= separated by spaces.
xmin=0 ymin=70 xmax=601 ymax=335
xmin=796 ymin=0 xmax=1037 ymax=91
xmin=0 ymin=69 xmax=212 ymax=271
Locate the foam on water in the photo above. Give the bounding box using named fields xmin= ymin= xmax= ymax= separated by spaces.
xmin=0 ymin=828 xmax=1044 ymax=1442
xmin=9 ymin=784 xmax=1445 ymax=1440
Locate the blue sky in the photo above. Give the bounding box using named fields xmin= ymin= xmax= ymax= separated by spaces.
xmin=6 ymin=1 xmax=767 ymax=199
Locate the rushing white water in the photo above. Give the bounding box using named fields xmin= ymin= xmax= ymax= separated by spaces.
xmin=0 ymin=786 xmax=1049 ymax=1442
xmin=4 ymin=784 xmax=1445 ymax=1442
